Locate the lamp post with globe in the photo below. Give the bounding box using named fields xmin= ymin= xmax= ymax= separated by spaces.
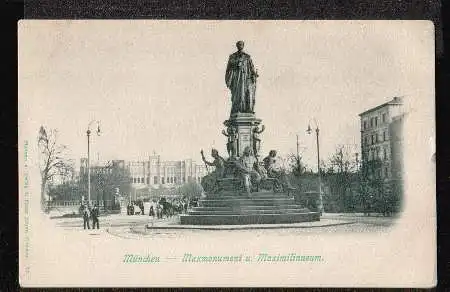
xmin=86 ymin=120 xmax=101 ymax=204
xmin=307 ymin=119 xmax=323 ymax=215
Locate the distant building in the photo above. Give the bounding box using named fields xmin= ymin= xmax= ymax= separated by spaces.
xmin=359 ymin=96 xmax=404 ymax=181
xmin=79 ymin=155 xmax=207 ymax=201
xmin=127 ymin=154 xmax=207 ymax=189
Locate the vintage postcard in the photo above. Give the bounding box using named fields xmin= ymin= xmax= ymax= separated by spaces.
xmin=18 ymin=20 xmax=436 ymax=287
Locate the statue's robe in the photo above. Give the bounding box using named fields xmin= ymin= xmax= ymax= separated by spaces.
xmin=225 ymin=51 xmax=257 ymax=115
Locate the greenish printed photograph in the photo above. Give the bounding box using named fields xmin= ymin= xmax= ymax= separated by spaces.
xmin=18 ymin=20 xmax=436 ymax=288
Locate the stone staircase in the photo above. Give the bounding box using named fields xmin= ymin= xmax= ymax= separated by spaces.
xmin=179 ymin=191 xmax=320 ymax=225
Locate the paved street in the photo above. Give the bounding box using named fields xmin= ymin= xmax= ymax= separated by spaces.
xmin=52 ymin=212 xmax=398 ymax=239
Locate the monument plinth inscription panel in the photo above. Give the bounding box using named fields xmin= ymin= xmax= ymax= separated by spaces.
xmin=224 ymin=113 xmax=262 ymax=158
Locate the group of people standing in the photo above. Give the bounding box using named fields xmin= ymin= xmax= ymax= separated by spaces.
xmin=80 ymin=203 xmax=100 ymax=230
xmin=148 ymin=197 xmax=190 ymax=219
xmin=127 ymin=200 xmax=145 ymax=215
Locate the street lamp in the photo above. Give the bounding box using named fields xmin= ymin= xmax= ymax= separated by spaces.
xmin=307 ymin=119 xmax=323 ymax=215
xmin=87 ymin=120 xmax=101 ymax=204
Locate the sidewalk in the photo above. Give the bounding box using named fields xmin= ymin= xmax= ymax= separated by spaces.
xmin=146 ymin=217 xmax=356 ymax=231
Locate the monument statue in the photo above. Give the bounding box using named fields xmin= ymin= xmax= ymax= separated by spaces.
xmin=235 ymin=146 xmax=261 ymax=195
xmin=182 ymin=42 xmax=320 ymax=226
xmin=263 ymin=150 xmax=296 ymax=192
xmin=225 ymin=41 xmax=259 ymax=116
xmin=222 ymin=126 xmax=238 ymax=158
xmin=200 ymin=149 xmax=226 ymax=193
xmin=252 ymin=124 xmax=265 ymax=157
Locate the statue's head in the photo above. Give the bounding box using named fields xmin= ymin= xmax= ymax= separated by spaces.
xmin=243 ymin=146 xmax=252 ymax=156
xmin=269 ymin=150 xmax=277 ymax=157
xmin=211 ymin=148 xmax=219 ymax=158
xmin=236 ymin=41 xmax=244 ymax=51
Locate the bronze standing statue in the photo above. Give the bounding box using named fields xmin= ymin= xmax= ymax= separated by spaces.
xmin=252 ymin=125 xmax=265 ymax=157
xmin=222 ymin=126 xmax=238 ymax=158
xmin=225 ymin=41 xmax=259 ymax=116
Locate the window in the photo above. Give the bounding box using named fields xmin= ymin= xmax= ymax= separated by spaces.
xmin=385 ymin=167 xmax=389 ymax=178
xmin=174 ymin=177 xmax=177 ymax=184
xmin=383 ymin=131 xmax=386 ymax=141
xmin=382 ymin=113 xmax=387 ymax=123
xmin=133 ymin=178 xmax=136 ymax=183
xmin=370 ymin=118 xmax=373 ymax=127
xmin=162 ymin=177 xmax=165 ymax=184
xmin=147 ymin=177 xmax=150 ymax=184
xmin=375 ymin=117 xmax=378 ymax=127
xmin=154 ymin=176 xmax=158 ymax=184
xmin=383 ymin=148 xmax=387 ymax=160
xmin=141 ymin=177 xmax=144 ymax=183
xmin=363 ymin=121 xmax=367 ymax=130
xmin=371 ymin=135 xmax=375 ymax=144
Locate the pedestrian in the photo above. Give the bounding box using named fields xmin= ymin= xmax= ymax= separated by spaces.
xmin=91 ymin=204 xmax=100 ymax=229
xmin=82 ymin=204 xmax=90 ymax=230
xmin=157 ymin=204 xmax=162 ymax=219
xmin=149 ymin=205 xmax=155 ymax=218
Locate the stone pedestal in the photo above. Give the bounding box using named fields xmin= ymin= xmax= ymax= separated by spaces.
xmin=224 ymin=113 xmax=262 ymax=158
xmin=180 ymin=191 xmax=320 ymax=225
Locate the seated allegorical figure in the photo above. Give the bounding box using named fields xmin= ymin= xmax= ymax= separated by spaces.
xmin=235 ymin=146 xmax=261 ymax=196
xmin=200 ymin=148 xmax=226 ymax=193
xmin=262 ymin=150 xmax=296 ymax=192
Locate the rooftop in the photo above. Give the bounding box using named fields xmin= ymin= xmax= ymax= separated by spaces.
xmin=358 ymin=96 xmax=404 ymax=117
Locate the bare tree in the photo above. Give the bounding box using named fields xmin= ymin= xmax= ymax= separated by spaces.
xmin=323 ymin=145 xmax=359 ymax=212
xmin=287 ymin=153 xmax=306 ymax=177
xmin=328 ymin=146 xmax=358 ymax=174
xmin=38 ymin=126 xmax=71 ymax=210
xmin=177 ymin=181 xmax=203 ymax=200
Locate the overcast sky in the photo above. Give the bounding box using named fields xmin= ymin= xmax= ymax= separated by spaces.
xmin=19 ymin=20 xmax=434 ymax=170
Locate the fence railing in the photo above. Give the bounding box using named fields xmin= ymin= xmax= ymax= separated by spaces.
xmin=47 ymin=200 xmax=113 ymax=207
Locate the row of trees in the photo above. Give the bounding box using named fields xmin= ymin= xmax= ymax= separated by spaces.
xmin=286 ymin=146 xmax=402 ymax=215
xmin=38 ymin=124 xmax=401 ymax=215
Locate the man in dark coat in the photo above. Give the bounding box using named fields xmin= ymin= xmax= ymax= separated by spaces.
xmin=91 ymin=204 xmax=99 ymax=229
xmin=82 ymin=204 xmax=90 ymax=230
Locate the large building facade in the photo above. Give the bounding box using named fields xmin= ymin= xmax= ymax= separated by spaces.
xmin=359 ymin=96 xmax=404 ymax=181
xmin=127 ymin=155 xmax=207 ymax=189
xmin=79 ymin=155 xmax=206 ymax=201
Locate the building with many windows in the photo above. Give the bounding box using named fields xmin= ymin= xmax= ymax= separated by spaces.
xmin=79 ymin=155 xmax=207 ymax=201
xmin=359 ymin=96 xmax=404 ymax=181
xmin=127 ymin=154 xmax=207 ymax=189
